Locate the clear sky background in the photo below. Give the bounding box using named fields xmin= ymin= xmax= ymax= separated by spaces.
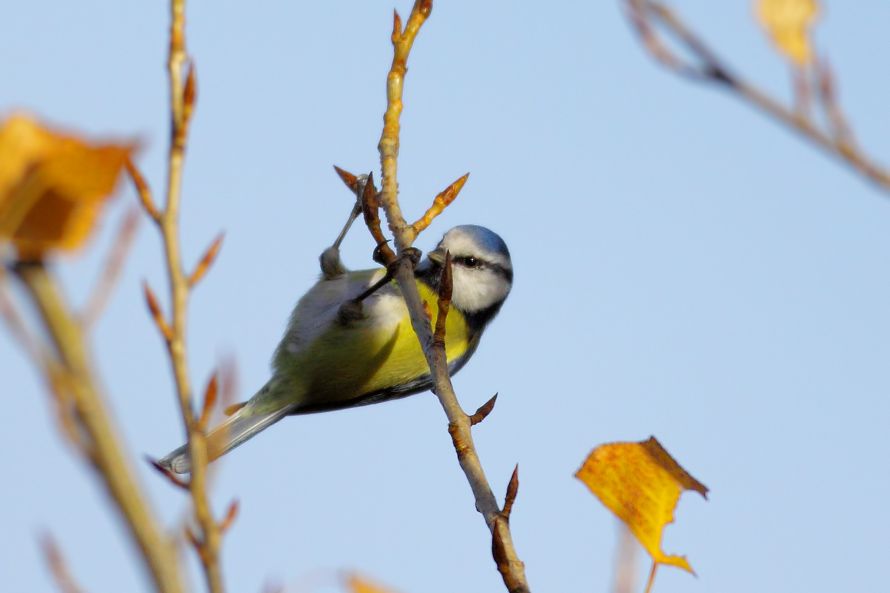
xmin=2 ymin=1 xmax=889 ymax=593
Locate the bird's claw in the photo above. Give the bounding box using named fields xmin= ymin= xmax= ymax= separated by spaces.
xmin=320 ymin=246 xmax=347 ymax=279
xmin=383 ymin=246 xmax=422 ymax=273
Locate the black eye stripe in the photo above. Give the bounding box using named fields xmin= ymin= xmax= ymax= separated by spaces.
xmin=454 ymin=255 xmax=480 ymax=268
xmin=450 ymin=256 xmax=512 ymax=281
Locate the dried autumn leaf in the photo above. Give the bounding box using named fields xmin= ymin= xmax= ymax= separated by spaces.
xmin=756 ymin=0 xmax=820 ymax=65
xmin=0 ymin=114 xmax=135 ymax=259
xmin=346 ymin=574 xmax=398 ymax=593
xmin=575 ymin=436 xmax=707 ymax=574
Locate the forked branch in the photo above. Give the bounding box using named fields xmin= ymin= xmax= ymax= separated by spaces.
xmin=624 ymin=0 xmax=890 ymax=193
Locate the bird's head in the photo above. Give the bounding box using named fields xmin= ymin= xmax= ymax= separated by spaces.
xmin=425 ymin=225 xmax=513 ymax=316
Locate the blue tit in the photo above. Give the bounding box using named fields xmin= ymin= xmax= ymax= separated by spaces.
xmin=159 ymin=224 xmax=513 ymax=473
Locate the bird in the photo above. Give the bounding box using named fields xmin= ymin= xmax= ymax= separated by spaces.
xmin=158 ymin=224 xmax=513 ymax=473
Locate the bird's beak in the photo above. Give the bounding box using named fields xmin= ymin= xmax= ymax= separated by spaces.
xmin=427 ymin=248 xmax=446 ymax=266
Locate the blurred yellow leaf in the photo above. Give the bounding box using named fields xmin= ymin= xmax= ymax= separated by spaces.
xmin=756 ymin=0 xmax=819 ymax=65
xmin=575 ymin=436 xmax=707 ymax=574
xmin=346 ymin=574 xmax=398 ymax=593
xmin=0 ymin=114 xmax=135 ymax=259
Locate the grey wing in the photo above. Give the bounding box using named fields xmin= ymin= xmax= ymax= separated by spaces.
xmin=273 ymin=268 xmax=393 ymax=362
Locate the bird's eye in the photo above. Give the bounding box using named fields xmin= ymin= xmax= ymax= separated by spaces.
xmin=459 ymin=256 xmax=479 ymax=268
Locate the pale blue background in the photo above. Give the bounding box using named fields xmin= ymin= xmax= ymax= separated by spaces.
xmin=1 ymin=2 xmax=888 ymax=593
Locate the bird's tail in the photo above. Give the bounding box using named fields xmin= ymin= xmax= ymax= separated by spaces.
xmin=157 ymin=403 xmax=291 ymax=475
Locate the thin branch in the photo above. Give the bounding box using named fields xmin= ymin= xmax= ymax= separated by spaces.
xmin=43 ymin=360 xmax=92 ymax=454
xmin=81 ymin=205 xmax=141 ymax=329
xmin=368 ymin=3 xmax=530 ymax=591
xmin=160 ymin=0 xmax=225 ymax=589
xmin=132 ymin=1 xmax=226 ymax=591
xmin=816 ymin=58 xmax=855 ymax=147
xmin=624 ymin=0 xmax=890 ymax=192
xmin=14 ymin=262 xmax=184 ymax=593
xmin=40 ymin=533 xmax=86 ymax=593
xmin=643 ymin=562 xmax=658 ymax=593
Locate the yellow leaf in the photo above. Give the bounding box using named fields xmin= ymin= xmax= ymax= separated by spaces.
xmin=346 ymin=574 xmax=399 ymax=593
xmin=755 ymin=0 xmax=820 ymax=65
xmin=575 ymin=436 xmax=708 ymax=573
xmin=0 ymin=114 xmax=135 ymax=259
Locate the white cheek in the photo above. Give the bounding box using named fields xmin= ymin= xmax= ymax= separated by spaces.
xmin=451 ymin=268 xmax=509 ymax=313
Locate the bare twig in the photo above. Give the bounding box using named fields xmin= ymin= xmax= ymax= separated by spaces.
xmin=366 ymin=3 xmax=530 ymax=591
xmin=43 ymin=362 xmax=91 ymax=453
xmin=40 ymin=533 xmax=86 ymax=593
xmin=816 ymin=58 xmax=855 ymax=147
xmin=14 ymin=262 xmax=184 ymax=593
xmin=131 ymin=1 xmax=226 ymax=591
xmin=624 ymin=0 xmax=890 ymax=192
xmin=161 ymin=0 xmax=225 ymax=586
xmin=81 ymin=205 xmax=141 ymax=329
xmin=643 ymin=562 xmax=658 ymax=593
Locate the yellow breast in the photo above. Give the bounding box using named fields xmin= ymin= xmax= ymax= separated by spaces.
xmin=270 ymin=277 xmax=473 ymax=410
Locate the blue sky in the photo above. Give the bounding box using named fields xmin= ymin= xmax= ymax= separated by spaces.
xmin=2 ymin=1 xmax=889 ymax=593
